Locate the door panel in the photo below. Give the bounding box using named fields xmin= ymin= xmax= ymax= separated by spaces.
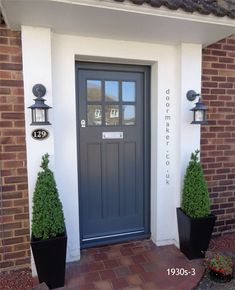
xmin=76 ymin=62 xmax=150 ymax=247
xmin=124 ymin=142 xmax=136 ymax=215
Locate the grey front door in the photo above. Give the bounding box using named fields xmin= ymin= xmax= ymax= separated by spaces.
xmin=76 ymin=62 xmax=150 ymax=248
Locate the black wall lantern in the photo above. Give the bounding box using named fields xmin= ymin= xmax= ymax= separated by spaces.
xmin=186 ymin=90 xmax=208 ymax=125
xmin=28 ymin=84 xmax=51 ymax=125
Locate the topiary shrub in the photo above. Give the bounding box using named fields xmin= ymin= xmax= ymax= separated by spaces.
xmin=181 ymin=149 xmax=210 ymax=218
xmin=31 ymin=153 xmax=65 ymax=240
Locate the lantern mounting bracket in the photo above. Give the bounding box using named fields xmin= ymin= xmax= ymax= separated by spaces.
xmin=186 ymin=90 xmax=200 ymax=102
xmin=32 ymin=84 xmax=46 ymax=98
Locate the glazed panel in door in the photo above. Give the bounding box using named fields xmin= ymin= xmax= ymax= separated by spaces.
xmin=76 ymin=63 xmax=150 ymax=248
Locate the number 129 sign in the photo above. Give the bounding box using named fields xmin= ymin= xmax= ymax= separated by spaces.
xmin=31 ymin=129 xmax=49 ymax=140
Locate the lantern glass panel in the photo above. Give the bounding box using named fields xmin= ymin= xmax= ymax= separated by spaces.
xmin=195 ymin=110 xmax=204 ymax=122
xmin=34 ymin=108 xmax=45 ymax=123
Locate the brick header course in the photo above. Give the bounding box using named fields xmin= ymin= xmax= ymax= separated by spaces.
xmin=0 ymin=24 xmax=30 ymax=272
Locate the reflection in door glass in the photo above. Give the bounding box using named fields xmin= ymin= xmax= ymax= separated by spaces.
xmin=105 ymin=105 xmax=119 ymax=126
xmin=105 ymin=81 xmax=119 ymax=102
xmin=123 ymin=105 xmax=135 ymax=125
xmin=122 ymin=81 xmax=135 ymax=102
xmin=87 ymin=105 xmax=102 ymax=125
xmin=87 ymin=80 xmax=102 ymax=101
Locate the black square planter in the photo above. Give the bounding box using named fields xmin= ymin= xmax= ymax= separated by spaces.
xmin=31 ymin=232 xmax=67 ymax=289
xmin=177 ymin=208 xmax=216 ymax=260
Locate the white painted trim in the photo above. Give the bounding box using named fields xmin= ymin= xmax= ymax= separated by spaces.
xmin=21 ymin=27 xmax=203 ymax=268
xmin=50 ymin=0 xmax=235 ymax=26
xmin=1 ymin=0 xmax=233 ymax=46
xmin=156 ymin=239 xmax=179 ymax=248
xmin=21 ymin=26 xmax=55 ymax=276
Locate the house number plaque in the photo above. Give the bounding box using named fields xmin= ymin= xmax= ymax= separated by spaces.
xmin=31 ymin=129 xmax=49 ymax=140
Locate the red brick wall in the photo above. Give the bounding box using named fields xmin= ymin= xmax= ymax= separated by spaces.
xmin=201 ymin=34 xmax=235 ymax=235
xmin=0 ymin=24 xmax=30 ymax=272
xmin=0 ymin=24 xmax=234 ymax=273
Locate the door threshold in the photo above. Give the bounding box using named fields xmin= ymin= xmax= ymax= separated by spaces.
xmin=80 ymin=232 xmax=151 ymax=249
xmin=82 ymin=230 xmax=145 ymax=242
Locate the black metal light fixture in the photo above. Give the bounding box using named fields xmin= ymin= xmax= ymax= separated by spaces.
xmin=28 ymin=84 xmax=51 ymax=125
xmin=186 ymin=90 xmax=208 ymax=125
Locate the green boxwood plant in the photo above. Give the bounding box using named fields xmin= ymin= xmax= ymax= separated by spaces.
xmin=31 ymin=153 xmax=65 ymax=240
xmin=181 ymin=150 xmax=210 ymax=218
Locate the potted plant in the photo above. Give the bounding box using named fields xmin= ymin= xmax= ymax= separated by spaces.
xmin=31 ymin=154 xmax=67 ymax=289
xmin=177 ymin=150 xmax=216 ymax=259
xmin=205 ymin=252 xmax=233 ymax=283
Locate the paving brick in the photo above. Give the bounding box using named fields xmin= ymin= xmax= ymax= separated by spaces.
xmin=84 ymin=271 xmax=100 ymax=283
xmin=88 ymin=261 xmax=105 ymax=272
xmin=114 ymin=266 xmax=131 ymax=278
xmin=103 ymin=259 xmax=120 ymax=269
xmin=99 ymin=269 xmax=116 ymax=280
xmin=93 ymin=280 xmax=113 ymax=290
xmin=93 ymin=253 xmax=109 ymax=261
xmin=111 ymin=277 xmax=129 ymax=289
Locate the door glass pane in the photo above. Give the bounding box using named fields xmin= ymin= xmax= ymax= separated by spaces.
xmin=105 ymin=105 xmax=119 ymax=126
xmin=105 ymin=81 xmax=119 ymax=102
xmin=87 ymin=80 xmax=102 ymax=101
xmin=87 ymin=105 xmax=102 ymax=126
xmin=122 ymin=81 xmax=135 ymax=102
xmin=123 ymin=105 xmax=135 ymax=125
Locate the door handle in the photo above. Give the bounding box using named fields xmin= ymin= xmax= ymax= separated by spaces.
xmin=81 ymin=119 xmax=86 ymax=128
